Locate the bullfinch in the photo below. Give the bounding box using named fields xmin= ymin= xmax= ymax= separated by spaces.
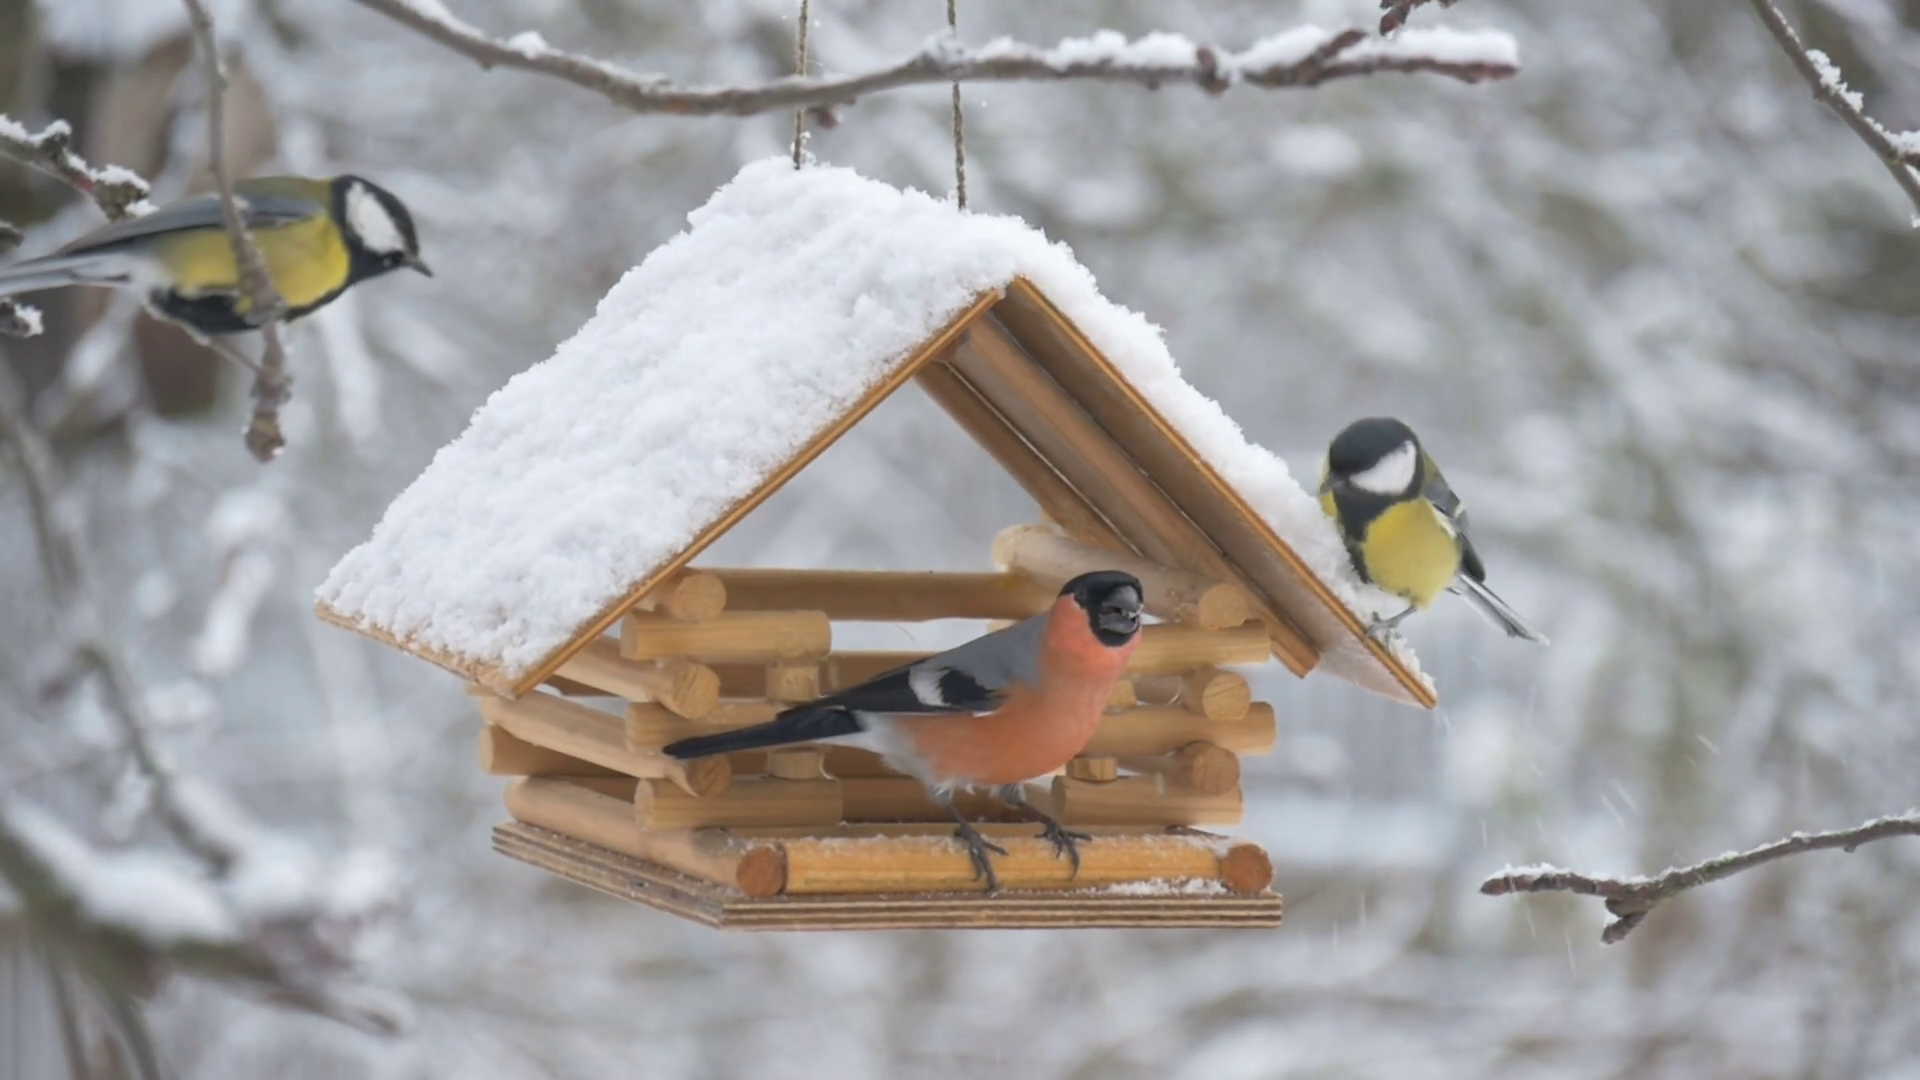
xmin=665 ymin=570 xmax=1146 ymax=889
xmin=1318 ymin=416 xmax=1547 ymax=644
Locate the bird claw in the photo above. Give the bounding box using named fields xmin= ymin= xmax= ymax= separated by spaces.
xmin=952 ymin=820 xmax=1009 ymax=891
xmin=1039 ymin=819 xmax=1093 ymax=876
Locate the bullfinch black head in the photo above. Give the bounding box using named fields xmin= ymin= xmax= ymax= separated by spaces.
xmin=1321 ymin=416 xmax=1423 ymax=500
xmin=1061 ymin=570 xmax=1145 ymax=647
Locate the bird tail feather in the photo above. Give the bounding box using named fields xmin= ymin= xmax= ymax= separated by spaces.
xmin=1454 ymin=577 xmax=1550 ymax=645
xmin=0 ymin=253 xmax=137 ymax=297
xmin=663 ymin=705 xmax=863 ymax=760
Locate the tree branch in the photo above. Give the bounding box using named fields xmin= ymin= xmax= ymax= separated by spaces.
xmin=1379 ymin=0 xmax=1462 ymax=35
xmin=1481 ymin=810 xmax=1920 ymax=944
xmin=0 ymin=117 xmax=153 ymax=222
xmin=1748 ymin=0 xmax=1920 ymax=222
xmin=180 ymin=0 xmax=293 ymax=462
xmin=354 ymin=0 xmax=1517 ymax=118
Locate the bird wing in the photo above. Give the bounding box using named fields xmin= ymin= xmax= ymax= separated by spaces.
xmin=812 ymin=617 xmax=1048 ymax=717
xmin=1421 ymin=454 xmax=1487 ymax=583
xmin=52 ymin=191 xmax=318 ymax=257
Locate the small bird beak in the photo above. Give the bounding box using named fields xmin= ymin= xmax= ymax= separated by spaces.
xmin=406 ymin=255 xmax=433 ymax=277
xmin=1318 ymin=476 xmax=1338 ymax=496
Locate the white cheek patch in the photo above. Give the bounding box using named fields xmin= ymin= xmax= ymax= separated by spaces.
xmin=1350 ymin=441 xmax=1418 ymax=496
xmin=345 ymin=182 xmax=407 ymax=256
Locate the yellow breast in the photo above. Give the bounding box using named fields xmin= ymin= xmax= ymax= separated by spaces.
xmin=1358 ymin=499 xmax=1461 ymax=609
xmin=152 ymin=214 xmax=351 ymax=313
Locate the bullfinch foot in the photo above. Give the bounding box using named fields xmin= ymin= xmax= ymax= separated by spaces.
xmin=996 ymin=784 xmax=1091 ymax=875
xmin=951 ymin=819 xmax=1010 ymax=891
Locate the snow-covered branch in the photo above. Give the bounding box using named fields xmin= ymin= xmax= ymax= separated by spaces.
xmin=1481 ymin=810 xmax=1920 ymax=944
xmin=0 ymin=798 xmax=404 ymax=1036
xmin=181 ymin=0 xmax=294 ymax=463
xmin=356 ymin=0 xmax=1517 ymax=118
xmin=0 ymin=116 xmax=154 ymax=222
xmin=1748 ymin=0 xmax=1920 ymax=222
xmin=0 ymin=365 xmax=403 ymax=1036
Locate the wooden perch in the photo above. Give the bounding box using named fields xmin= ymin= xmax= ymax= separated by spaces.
xmin=621 ymin=610 xmax=831 ymax=664
xmin=505 ymin=778 xmax=787 ymax=897
xmin=633 ymin=776 xmax=842 ymax=830
xmin=556 ymin=637 xmax=720 ymax=718
xmin=1108 ymin=679 xmax=1137 ymax=710
xmin=773 ymin=827 xmax=1274 ymax=896
xmin=1118 ymin=742 xmax=1240 ymax=797
xmin=631 ymin=569 xmax=728 ymax=621
xmin=480 ymin=724 xmax=623 ymax=778
xmin=706 ymin=568 xmax=1055 ymax=622
xmin=626 ymin=701 xmax=780 ymax=748
xmin=1084 ymin=704 xmax=1277 ymax=757
xmin=993 ymin=524 xmax=1251 ymax=630
xmin=1051 ymin=775 xmax=1243 ymax=826
xmin=478 ymin=693 xmax=731 ymax=797
xmin=1133 ymin=668 xmax=1251 ymax=721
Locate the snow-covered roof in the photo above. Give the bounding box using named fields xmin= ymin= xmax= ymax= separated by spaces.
xmin=315 ymin=158 xmax=1430 ymax=704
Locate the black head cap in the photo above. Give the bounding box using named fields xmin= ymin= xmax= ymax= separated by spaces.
xmin=1327 ymin=417 xmax=1420 ymax=478
xmin=333 ymin=175 xmax=430 ymax=279
xmin=1060 ymin=570 xmax=1145 ymax=647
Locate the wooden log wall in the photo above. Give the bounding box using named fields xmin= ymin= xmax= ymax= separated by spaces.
xmin=477 ymin=545 xmax=1286 ymax=898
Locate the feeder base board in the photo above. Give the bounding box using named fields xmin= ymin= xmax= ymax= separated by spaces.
xmin=494 ymin=822 xmax=1283 ymax=930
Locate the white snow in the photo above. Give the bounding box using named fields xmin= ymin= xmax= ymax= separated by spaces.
xmin=1235 ymin=27 xmax=1342 ymax=71
xmin=505 ymin=30 xmax=552 ymax=59
xmin=1348 ymin=27 xmax=1520 ymax=69
xmin=6 ymin=302 xmax=44 ymax=337
xmin=316 ymin=159 xmax=1429 ymax=700
xmin=1806 ymin=49 xmax=1866 ymax=114
xmin=0 ymin=114 xmax=30 ymax=143
xmin=3 ymin=800 xmax=237 ymax=945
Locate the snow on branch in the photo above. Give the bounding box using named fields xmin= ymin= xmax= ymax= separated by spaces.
xmin=0 ymin=799 xmax=404 ymax=1034
xmin=355 ymin=0 xmax=1518 ymax=119
xmin=1748 ymin=0 xmax=1920 ymax=223
xmin=180 ymin=0 xmax=294 ymax=462
xmin=0 ymin=367 xmax=403 ymax=1033
xmin=0 ymin=115 xmax=154 ymax=222
xmin=1481 ymin=810 xmax=1920 ymax=944
xmin=0 ymin=116 xmax=155 ymax=341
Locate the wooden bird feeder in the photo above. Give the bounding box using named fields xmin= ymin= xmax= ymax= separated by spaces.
xmin=314 ymin=161 xmax=1434 ymax=930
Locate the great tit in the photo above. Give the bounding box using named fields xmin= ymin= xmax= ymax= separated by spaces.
xmin=1318 ymin=416 xmax=1548 ymax=645
xmin=0 ymin=175 xmax=428 ymax=336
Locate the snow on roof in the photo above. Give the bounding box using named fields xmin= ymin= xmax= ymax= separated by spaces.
xmin=316 ymin=157 xmax=1427 ymax=697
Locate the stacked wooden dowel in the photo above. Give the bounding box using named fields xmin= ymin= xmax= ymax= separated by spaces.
xmin=481 ymin=526 xmax=1284 ymax=928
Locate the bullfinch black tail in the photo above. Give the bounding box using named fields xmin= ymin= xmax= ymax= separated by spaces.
xmin=1454 ymin=577 xmax=1550 ymax=645
xmin=662 ymin=705 xmax=864 ymax=760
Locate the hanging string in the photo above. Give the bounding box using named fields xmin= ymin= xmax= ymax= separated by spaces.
xmin=792 ymin=0 xmax=812 ymax=168
xmin=947 ymin=0 xmax=967 ymax=208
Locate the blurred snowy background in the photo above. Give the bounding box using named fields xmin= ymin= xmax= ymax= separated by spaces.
xmin=5 ymin=0 xmax=1920 ymax=1076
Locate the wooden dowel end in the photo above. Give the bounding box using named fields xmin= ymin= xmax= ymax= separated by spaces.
xmin=632 ymin=570 xmax=728 ymax=621
xmin=1218 ymin=843 xmax=1275 ymax=895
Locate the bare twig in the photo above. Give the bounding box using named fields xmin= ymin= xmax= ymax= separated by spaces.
xmin=1481 ymin=810 xmax=1920 ymax=944
xmin=1748 ymin=0 xmax=1920 ymax=221
xmin=179 ymin=0 xmax=293 ymax=462
xmin=0 ymin=117 xmax=153 ymax=222
xmin=1379 ymin=0 xmax=1462 ymax=35
xmin=0 ymin=365 xmax=240 ymax=870
xmin=354 ymin=0 xmax=1517 ymax=118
